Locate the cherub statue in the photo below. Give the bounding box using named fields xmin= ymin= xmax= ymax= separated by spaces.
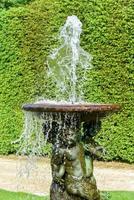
xmin=43 ymin=117 xmax=103 ymax=200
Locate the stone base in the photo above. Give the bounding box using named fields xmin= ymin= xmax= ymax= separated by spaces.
xmin=50 ymin=182 xmax=83 ymax=200
xmin=50 ymin=181 xmax=100 ymax=200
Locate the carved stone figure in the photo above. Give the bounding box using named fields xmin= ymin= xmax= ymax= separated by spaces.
xmin=43 ymin=115 xmax=102 ymax=200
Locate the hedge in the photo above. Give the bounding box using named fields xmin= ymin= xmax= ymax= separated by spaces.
xmin=0 ymin=0 xmax=32 ymax=9
xmin=0 ymin=0 xmax=133 ymax=162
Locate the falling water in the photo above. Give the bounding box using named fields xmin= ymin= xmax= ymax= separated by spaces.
xmin=17 ymin=110 xmax=80 ymax=156
xmin=15 ymin=110 xmax=81 ymax=196
xmin=47 ymin=15 xmax=92 ymax=102
xmin=16 ymin=16 xmax=93 ymax=190
xmin=16 ymin=112 xmax=45 ymax=156
xmin=17 ymin=15 xmax=93 ymax=155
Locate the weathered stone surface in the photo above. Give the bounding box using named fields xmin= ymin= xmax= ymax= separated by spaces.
xmin=23 ymin=103 xmax=120 ymax=114
xmin=43 ymin=115 xmax=102 ymax=200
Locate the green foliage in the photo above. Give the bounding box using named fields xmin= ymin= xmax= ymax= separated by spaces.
xmin=0 ymin=0 xmax=32 ymax=9
xmin=0 ymin=0 xmax=133 ymax=162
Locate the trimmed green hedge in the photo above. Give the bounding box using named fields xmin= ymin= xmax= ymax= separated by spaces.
xmin=0 ymin=0 xmax=133 ymax=162
xmin=0 ymin=0 xmax=32 ymax=9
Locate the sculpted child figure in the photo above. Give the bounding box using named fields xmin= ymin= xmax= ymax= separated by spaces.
xmin=43 ymin=117 xmax=103 ymax=200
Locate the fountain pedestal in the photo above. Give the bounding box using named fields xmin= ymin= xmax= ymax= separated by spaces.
xmin=23 ymin=103 xmax=120 ymax=200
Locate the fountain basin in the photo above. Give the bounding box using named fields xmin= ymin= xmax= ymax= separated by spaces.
xmin=23 ymin=102 xmax=120 ymax=112
xmin=23 ymin=102 xmax=120 ymax=121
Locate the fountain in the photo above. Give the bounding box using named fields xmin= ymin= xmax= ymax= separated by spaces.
xmin=22 ymin=16 xmax=120 ymax=200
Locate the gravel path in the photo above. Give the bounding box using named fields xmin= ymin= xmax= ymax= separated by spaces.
xmin=0 ymin=156 xmax=134 ymax=196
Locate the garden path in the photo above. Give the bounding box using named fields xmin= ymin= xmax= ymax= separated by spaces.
xmin=0 ymin=156 xmax=134 ymax=196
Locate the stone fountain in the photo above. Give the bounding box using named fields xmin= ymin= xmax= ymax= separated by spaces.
xmin=23 ymin=102 xmax=120 ymax=200
xmin=22 ymin=16 xmax=120 ymax=200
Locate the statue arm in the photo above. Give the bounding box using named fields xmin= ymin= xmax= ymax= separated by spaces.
xmin=85 ymin=155 xmax=93 ymax=177
xmin=51 ymin=148 xmax=65 ymax=183
xmin=52 ymin=163 xmax=65 ymax=179
xmin=84 ymin=140 xmax=105 ymax=158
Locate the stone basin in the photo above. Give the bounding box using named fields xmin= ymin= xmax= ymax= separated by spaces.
xmin=23 ymin=102 xmax=120 ymax=121
xmin=23 ymin=103 xmax=120 ymax=113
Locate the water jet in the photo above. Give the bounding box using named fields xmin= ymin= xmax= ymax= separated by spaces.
xmin=22 ymin=16 xmax=120 ymax=200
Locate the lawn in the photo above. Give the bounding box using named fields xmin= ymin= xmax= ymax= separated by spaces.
xmin=110 ymin=191 xmax=134 ymax=200
xmin=0 ymin=189 xmax=48 ymax=200
xmin=0 ymin=189 xmax=134 ymax=200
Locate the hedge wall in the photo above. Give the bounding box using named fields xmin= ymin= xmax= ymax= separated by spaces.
xmin=0 ymin=0 xmax=32 ymax=9
xmin=0 ymin=0 xmax=133 ymax=162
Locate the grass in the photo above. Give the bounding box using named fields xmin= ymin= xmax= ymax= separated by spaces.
xmin=0 ymin=189 xmax=134 ymax=200
xmin=0 ymin=189 xmax=49 ymax=200
xmin=110 ymin=191 xmax=134 ymax=200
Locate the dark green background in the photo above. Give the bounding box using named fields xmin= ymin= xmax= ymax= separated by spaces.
xmin=0 ymin=0 xmax=133 ymax=162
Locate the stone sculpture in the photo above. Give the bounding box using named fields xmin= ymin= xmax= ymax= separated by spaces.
xmin=23 ymin=103 xmax=120 ymax=200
